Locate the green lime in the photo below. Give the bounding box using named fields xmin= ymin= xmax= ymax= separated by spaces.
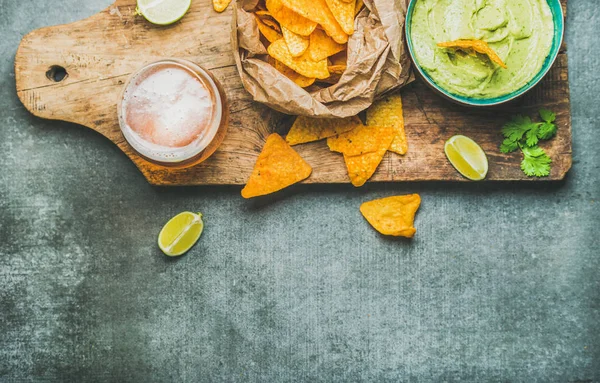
xmin=444 ymin=135 xmax=489 ymax=181
xmin=136 ymin=0 xmax=192 ymax=26
xmin=158 ymin=212 xmax=204 ymax=257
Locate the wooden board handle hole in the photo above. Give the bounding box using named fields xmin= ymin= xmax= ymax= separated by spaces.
xmin=46 ymin=65 xmax=68 ymax=82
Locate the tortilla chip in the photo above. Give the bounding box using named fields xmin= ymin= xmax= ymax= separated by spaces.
xmin=328 ymin=64 xmax=346 ymax=74
xmin=355 ymin=0 xmax=364 ymax=15
xmin=268 ymin=39 xmax=330 ymax=79
xmin=343 ymin=149 xmax=386 ymax=187
xmin=282 ymin=26 xmax=309 ymax=57
xmin=360 ymin=195 xmax=421 ymax=237
xmin=309 ymin=29 xmax=346 ymax=62
xmin=328 ymin=124 xmax=395 ymax=156
xmin=437 ymin=39 xmax=507 ymax=69
xmin=366 ymin=93 xmax=408 ymax=155
xmin=286 ymin=116 xmax=362 ymax=145
xmin=241 ymin=134 xmax=312 ymax=198
xmin=213 ymin=0 xmax=232 ymax=12
xmin=325 ymin=0 xmax=355 ymax=35
xmin=256 ymin=16 xmax=283 ymax=43
xmin=280 ymin=0 xmax=348 ymax=44
xmin=255 ymin=10 xmax=272 ymax=17
xmin=266 ymin=0 xmax=317 ymax=36
xmin=272 ymin=58 xmax=316 ymax=88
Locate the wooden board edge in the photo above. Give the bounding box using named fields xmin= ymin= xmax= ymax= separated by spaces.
xmin=145 ymin=151 xmax=574 ymax=187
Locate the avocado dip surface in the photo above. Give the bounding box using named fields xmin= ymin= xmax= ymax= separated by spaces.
xmin=410 ymin=0 xmax=554 ymax=99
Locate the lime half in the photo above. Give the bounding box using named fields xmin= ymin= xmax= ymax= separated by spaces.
xmin=444 ymin=135 xmax=489 ymax=181
xmin=158 ymin=212 xmax=204 ymax=257
xmin=136 ymin=0 xmax=192 ymax=25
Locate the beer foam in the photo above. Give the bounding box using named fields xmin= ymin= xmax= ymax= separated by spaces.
xmin=123 ymin=65 xmax=214 ymax=148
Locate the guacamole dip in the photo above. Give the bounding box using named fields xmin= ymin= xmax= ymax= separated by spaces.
xmin=410 ymin=0 xmax=554 ymax=98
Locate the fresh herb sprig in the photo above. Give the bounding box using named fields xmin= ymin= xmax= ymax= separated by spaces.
xmin=499 ymin=109 xmax=557 ymax=177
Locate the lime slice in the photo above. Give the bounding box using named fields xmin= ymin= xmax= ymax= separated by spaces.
xmin=158 ymin=212 xmax=204 ymax=256
xmin=136 ymin=0 xmax=192 ymax=26
xmin=444 ymin=135 xmax=489 ymax=181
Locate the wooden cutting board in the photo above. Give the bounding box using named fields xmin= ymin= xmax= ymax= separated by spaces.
xmin=15 ymin=0 xmax=571 ymax=185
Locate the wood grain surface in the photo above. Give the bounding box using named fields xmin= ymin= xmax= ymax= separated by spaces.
xmin=15 ymin=0 xmax=571 ymax=185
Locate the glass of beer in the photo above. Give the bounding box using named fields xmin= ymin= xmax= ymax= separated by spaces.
xmin=117 ymin=59 xmax=228 ymax=168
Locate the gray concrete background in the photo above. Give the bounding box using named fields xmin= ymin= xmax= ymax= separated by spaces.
xmin=1 ymin=0 xmax=598 ymax=382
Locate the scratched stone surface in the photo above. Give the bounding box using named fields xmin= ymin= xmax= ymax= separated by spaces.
xmin=0 ymin=0 xmax=598 ymax=382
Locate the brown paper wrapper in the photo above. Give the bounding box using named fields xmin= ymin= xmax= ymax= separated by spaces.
xmin=231 ymin=0 xmax=412 ymax=118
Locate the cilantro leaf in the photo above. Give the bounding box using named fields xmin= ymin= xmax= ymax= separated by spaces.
xmin=500 ymin=138 xmax=519 ymax=153
xmin=522 ymin=146 xmax=546 ymax=157
xmin=538 ymin=121 xmax=557 ymax=140
xmin=521 ymin=146 xmax=552 ymax=177
xmin=501 ymin=115 xmax=534 ymax=142
xmin=539 ymin=108 xmax=556 ymax=123
xmin=525 ymin=124 xmax=540 ymax=147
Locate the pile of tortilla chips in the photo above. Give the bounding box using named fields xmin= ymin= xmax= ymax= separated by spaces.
xmin=240 ymin=93 xmax=419 ymax=236
xmin=292 ymin=93 xmax=407 ymax=187
xmin=249 ymin=0 xmax=364 ymax=87
xmin=241 ymin=92 xmax=407 ymax=197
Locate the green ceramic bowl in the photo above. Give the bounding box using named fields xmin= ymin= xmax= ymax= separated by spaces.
xmin=405 ymin=0 xmax=565 ymax=106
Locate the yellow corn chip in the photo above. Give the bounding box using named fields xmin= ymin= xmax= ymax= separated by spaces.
xmin=280 ymin=0 xmax=348 ymax=44
xmin=328 ymin=64 xmax=346 ymax=74
xmin=241 ymin=134 xmax=312 ymax=199
xmin=328 ymin=125 xmax=395 ymax=156
xmin=213 ymin=0 xmax=232 ymax=12
xmin=343 ymin=149 xmax=386 ymax=187
xmin=286 ymin=116 xmax=362 ymax=145
xmin=437 ymin=39 xmax=507 ymax=68
xmin=309 ymin=29 xmax=346 ymax=62
xmin=255 ymin=10 xmax=271 ymax=17
xmin=266 ymin=0 xmax=317 ymax=36
xmin=256 ymin=16 xmax=283 ymax=43
xmin=366 ymin=93 xmax=408 ymax=155
xmin=282 ymin=26 xmax=309 ymax=57
xmin=355 ymin=0 xmax=364 ymax=16
xmin=325 ymin=0 xmax=355 ymax=35
xmin=360 ymin=194 xmax=421 ymax=237
xmin=268 ymin=39 xmax=330 ymax=79
xmin=272 ymin=58 xmax=316 ymax=88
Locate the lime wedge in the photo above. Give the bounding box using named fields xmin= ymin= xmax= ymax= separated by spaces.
xmin=158 ymin=212 xmax=204 ymax=256
xmin=136 ymin=0 xmax=192 ymax=26
xmin=444 ymin=135 xmax=489 ymax=181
